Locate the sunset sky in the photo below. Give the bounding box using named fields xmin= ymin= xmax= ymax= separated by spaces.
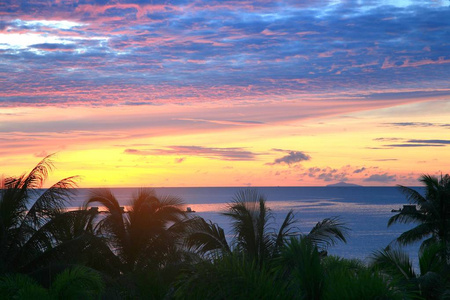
xmin=1 ymin=0 xmax=449 ymax=187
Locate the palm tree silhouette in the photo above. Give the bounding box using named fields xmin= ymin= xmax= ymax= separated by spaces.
xmin=0 ymin=155 xmax=79 ymax=274
xmin=371 ymin=243 xmax=448 ymax=299
xmin=388 ymin=174 xmax=450 ymax=259
xmin=85 ymin=188 xmax=188 ymax=273
xmin=186 ymin=189 xmax=348 ymax=264
xmin=223 ymin=189 xmax=296 ymax=264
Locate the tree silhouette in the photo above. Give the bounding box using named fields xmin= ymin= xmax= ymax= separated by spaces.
xmin=85 ymin=188 xmax=188 ymax=273
xmin=0 ymin=155 xmax=79 ymax=274
xmin=185 ymin=189 xmax=348 ymax=265
xmin=389 ymin=174 xmax=450 ymax=260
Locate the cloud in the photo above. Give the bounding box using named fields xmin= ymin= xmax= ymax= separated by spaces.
xmin=268 ymin=151 xmax=311 ymax=166
xmin=407 ymin=139 xmax=450 ymax=144
xmin=300 ymin=165 xmax=402 ymax=184
xmin=353 ymin=167 xmax=366 ymax=174
xmin=125 ymin=146 xmax=257 ymax=161
xmin=175 ymin=118 xmax=264 ymax=126
xmin=317 ymin=171 xmax=348 ymax=182
xmin=372 ymin=159 xmax=398 ymax=161
xmin=385 ymin=122 xmax=450 ymax=129
xmin=385 ymin=144 xmax=445 ymax=147
xmin=303 ymin=166 xmax=353 ymax=182
xmin=1 ymin=2 xmax=450 ymax=107
xmin=363 ymin=173 xmax=396 ymax=183
xmin=375 ymin=138 xmax=450 ymax=148
xmin=175 ymin=157 xmax=185 ymax=163
xmin=373 ymin=138 xmax=402 ymax=142
xmin=124 ymin=149 xmax=149 ymax=155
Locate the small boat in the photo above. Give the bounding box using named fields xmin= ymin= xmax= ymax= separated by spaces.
xmin=186 ymin=207 xmax=196 ymax=213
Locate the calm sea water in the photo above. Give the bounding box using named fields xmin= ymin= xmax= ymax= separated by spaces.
xmin=69 ymin=186 xmax=422 ymax=265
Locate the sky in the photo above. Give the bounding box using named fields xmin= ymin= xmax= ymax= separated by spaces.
xmin=1 ymin=0 xmax=449 ymax=187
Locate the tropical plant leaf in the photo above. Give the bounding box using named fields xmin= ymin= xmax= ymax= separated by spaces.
xmin=50 ymin=265 xmax=105 ymax=299
xmin=306 ymin=217 xmax=349 ymax=250
xmin=395 ymin=223 xmax=434 ymax=246
xmin=370 ymin=247 xmax=416 ymax=280
xmin=183 ymin=217 xmax=231 ymax=256
xmin=273 ymin=209 xmax=297 ymax=255
xmin=0 ymin=273 xmax=48 ymax=299
xmin=223 ymin=189 xmax=274 ymax=263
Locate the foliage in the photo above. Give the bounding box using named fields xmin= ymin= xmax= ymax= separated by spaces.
xmin=86 ymin=188 xmax=188 ymax=273
xmin=187 ymin=189 xmax=348 ymax=264
xmin=50 ymin=265 xmax=105 ymax=299
xmin=0 ymin=265 xmax=104 ymax=299
xmin=276 ymin=237 xmax=325 ymax=300
xmin=183 ymin=216 xmax=231 ymax=257
xmin=389 ymin=174 xmax=450 ymax=259
xmin=0 ymin=155 xmax=82 ymax=274
xmin=173 ymin=253 xmax=292 ymax=300
xmin=0 ymin=273 xmax=48 ymax=299
xmin=371 ymin=243 xmax=450 ymax=299
xmin=5 ymin=160 xmax=449 ymax=299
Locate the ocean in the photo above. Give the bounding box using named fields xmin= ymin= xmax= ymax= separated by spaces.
xmin=69 ymin=186 xmax=421 ymax=265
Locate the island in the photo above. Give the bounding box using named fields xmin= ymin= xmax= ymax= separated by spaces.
xmin=326 ymin=182 xmax=362 ymax=187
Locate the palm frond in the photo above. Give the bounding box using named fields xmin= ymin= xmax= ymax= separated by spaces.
xmin=0 ymin=155 xmax=58 ymax=234
xmin=50 ymin=265 xmax=105 ymax=299
xmin=0 ymin=176 xmax=28 ymax=231
xmin=420 ymin=174 xmax=441 ymax=200
xmin=24 ymin=176 xmax=78 ymax=228
xmin=388 ymin=210 xmax=427 ymax=227
xmin=0 ymin=273 xmax=48 ymax=298
xmin=183 ymin=217 xmax=231 ymax=256
xmin=397 ymin=184 xmax=428 ymax=207
xmin=86 ymin=189 xmax=125 ymax=233
xmin=391 ymin=173 xmax=450 ymax=253
xmin=370 ymin=247 xmax=416 ymax=280
xmin=276 ymin=237 xmax=325 ymax=299
xmin=306 ymin=217 xmax=349 ymax=250
xmin=85 ymin=189 xmax=122 ymax=214
xmin=21 ymin=154 xmax=55 ymax=190
xmin=418 ymin=242 xmax=445 ymax=275
xmin=273 ymin=210 xmax=297 ymax=255
xmin=395 ymin=223 xmax=434 ymax=246
xmin=223 ymin=189 xmax=273 ymax=262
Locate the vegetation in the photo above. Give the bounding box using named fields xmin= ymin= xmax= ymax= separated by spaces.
xmin=1 ymin=156 xmax=449 ymax=299
xmin=389 ymin=174 xmax=450 ymax=262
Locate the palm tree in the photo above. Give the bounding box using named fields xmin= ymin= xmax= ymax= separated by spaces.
xmin=371 ymin=243 xmax=449 ymax=299
xmin=85 ymin=188 xmax=188 ymax=273
xmin=223 ymin=189 xmax=288 ymax=264
xmin=0 ymin=155 xmax=79 ymax=274
xmin=186 ymin=189 xmax=348 ymax=264
xmin=26 ymin=207 xmax=121 ymax=276
xmin=183 ymin=216 xmax=231 ymax=258
xmin=388 ymin=174 xmax=450 ymax=259
xmin=177 ymin=189 xmax=349 ymax=299
xmin=276 ymin=237 xmax=325 ymax=300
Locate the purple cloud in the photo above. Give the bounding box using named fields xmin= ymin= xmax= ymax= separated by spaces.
xmin=268 ymin=151 xmax=311 ymax=166
xmin=1 ymin=2 xmax=449 ymax=107
xmin=353 ymin=167 xmax=366 ymax=174
xmin=363 ymin=173 xmax=396 ymax=183
xmin=125 ymin=146 xmax=257 ymax=161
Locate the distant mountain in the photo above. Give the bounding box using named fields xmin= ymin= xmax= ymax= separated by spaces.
xmin=326 ymin=182 xmax=362 ymax=187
